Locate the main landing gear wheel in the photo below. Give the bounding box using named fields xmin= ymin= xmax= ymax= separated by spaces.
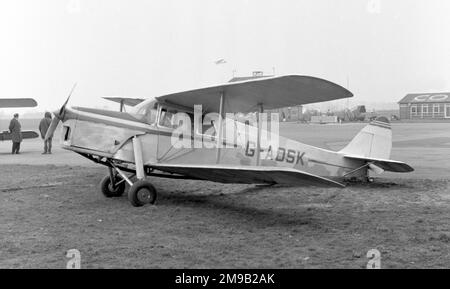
xmin=128 ymin=180 xmax=157 ymax=207
xmin=100 ymin=175 xmax=126 ymax=198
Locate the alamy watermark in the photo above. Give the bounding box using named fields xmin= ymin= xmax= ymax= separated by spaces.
xmin=168 ymin=105 xmax=280 ymax=150
xmin=367 ymin=249 xmax=381 ymax=269
xmin=66 ymin=249 xmax=81 ymax=269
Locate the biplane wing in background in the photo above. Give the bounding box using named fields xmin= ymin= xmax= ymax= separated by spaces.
xmin=0 ymin=98 xmax=39 ymax=141
xmin=0 ymin=131 xmax=39 ymax=142
xmin=0 ymin=98 xmax=37 ymax=108
xmin=103 ymin=97 xmax=145 ymax=112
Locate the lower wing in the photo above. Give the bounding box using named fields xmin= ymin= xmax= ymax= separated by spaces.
xmin=0 ymin=98 xmax=37 ymax=108
xmin=151 ymin=164 xmax=345 ymax=188
xmin=343 ymin=155 xmax=414 ymax=173
xmin=0 ymin=131 xmax=39 ymax=141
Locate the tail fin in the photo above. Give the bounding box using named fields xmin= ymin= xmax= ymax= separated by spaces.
xmin=339 ymin=117 xmax=392 ymax=159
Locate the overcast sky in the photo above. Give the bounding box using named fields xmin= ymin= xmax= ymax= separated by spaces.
xmin=0 ymin=0 xmax=449 ymax=115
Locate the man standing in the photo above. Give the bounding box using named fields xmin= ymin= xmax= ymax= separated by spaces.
xmin=9 ymin=113 xmax=22 ymax=154
xmin=39 ymin=112 xmax=53 ymax=154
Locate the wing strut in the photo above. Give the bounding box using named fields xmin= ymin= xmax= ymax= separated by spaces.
xmin=256 ymin=103 xmax=264 ymax=166
xmin=120 ymin=99 xmax=125 ymax=112
xmin=216 ymin=91 xmax=225 ymax=164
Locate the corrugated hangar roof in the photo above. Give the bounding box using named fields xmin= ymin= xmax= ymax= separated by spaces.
xmin=398 ymin=93 xmax=450 ymax=104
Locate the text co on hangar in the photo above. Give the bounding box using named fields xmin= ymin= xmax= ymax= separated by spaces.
xmin=398 ymin=93 xmax=450 ymax=120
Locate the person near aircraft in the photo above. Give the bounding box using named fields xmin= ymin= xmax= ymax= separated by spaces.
xmin=9 ymin=113 xmax=22 ymax=154
xmin=39 ymin=112 xmax=53 ymax=154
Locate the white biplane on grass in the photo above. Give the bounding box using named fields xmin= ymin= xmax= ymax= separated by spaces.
xmin=45 ymin=76 xmax=413 ymax=207
xmin=0 ymin=98 xmax=39 ymax=141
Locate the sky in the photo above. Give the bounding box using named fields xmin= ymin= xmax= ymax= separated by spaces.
xmin=0 ymin=0 xmax=449 ymax=117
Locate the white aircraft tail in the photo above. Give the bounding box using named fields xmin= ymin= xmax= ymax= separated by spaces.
xmin=339 ymin=117 xmax=392 ymax=160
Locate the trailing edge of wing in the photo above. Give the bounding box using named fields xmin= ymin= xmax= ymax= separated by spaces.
xmin=0 ymin=98 xmax=38 ymax=108
xmin=151 ymin=164 xmax=346 ymax=188
xmin=156 ymin=75 xmax=353 ymax=113
xmin=343 ymin=155 xmax=414 ymax=173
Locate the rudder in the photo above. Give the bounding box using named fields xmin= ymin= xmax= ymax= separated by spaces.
xmin=339 ymin=117 xmax=392 ymax=160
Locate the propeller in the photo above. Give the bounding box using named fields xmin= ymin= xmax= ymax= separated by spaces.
xmin=44 ymin=83 xmax=77 ymax=141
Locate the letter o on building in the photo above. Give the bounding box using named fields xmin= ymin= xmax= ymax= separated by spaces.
xmin=414 ymin=95 xmax=430 ymax=102
xmin=429 ymin=94 xmax=448 ymax=101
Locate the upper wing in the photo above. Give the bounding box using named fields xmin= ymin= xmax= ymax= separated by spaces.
xmin=343 ymin=155 xmax=414 ymax=173
xmin=0 ymin=98 xmax=37 ymax=108
xmin=103 ymin=97 xmax=145 ymax=107
xmin=156 ymin=75 xmax=353 ymax=113
xmin=151 ymin=164 xmax=345 ymax=188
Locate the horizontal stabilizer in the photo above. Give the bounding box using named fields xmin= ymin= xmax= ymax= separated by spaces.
xmin=151 ymin=164 xmax=345 ymax=188
xmin=343 ymin=155 xmax=414 ymax=173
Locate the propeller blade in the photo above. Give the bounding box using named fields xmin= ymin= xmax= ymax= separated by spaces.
xmin=44 ymin=116 xmax=61 ymax=141
xmin=45 ymin=83 xmax=77 ymax=141
xmin=59 ymin=83 xmax=77 ymax=116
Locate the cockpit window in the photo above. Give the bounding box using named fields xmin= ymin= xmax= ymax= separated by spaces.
xmin=135 ymin=106 xmax=147 ymax=116
xmin=145 ymin=109 xmax=157 ymax=125
xmin=133 ymin=101 xmax=158 ymax=125
xmin=159 ymin=109 xmax=171 ymax=128
xmin=159 ymin=108 xmax=181 ymax=129
xmin=158 ymin=106 xmax=195 ymax=132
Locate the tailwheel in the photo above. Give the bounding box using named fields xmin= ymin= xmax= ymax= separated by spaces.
xmin=128 ymin=180 xmax=157 ymax=207
xmin=100 ymin=174 xmax=126 ymax=198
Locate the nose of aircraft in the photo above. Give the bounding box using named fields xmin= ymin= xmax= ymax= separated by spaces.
xmin=52 ymin=110 xmax=61 ymax=120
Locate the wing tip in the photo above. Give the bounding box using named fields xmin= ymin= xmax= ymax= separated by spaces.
xmin=284 ymin=74 xmax=354 ymax=98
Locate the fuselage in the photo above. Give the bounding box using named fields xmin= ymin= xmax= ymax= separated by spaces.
xmin=58 ymin=105 xmax=367 ymax=182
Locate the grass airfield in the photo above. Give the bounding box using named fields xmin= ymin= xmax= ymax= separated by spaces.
xmin=1 ymin=121 xmax=449 ymax=268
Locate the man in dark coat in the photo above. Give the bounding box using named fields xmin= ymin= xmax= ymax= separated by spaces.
xmin=9 ymin=113 xmax=22 ymax=154
xmin=39 ymin=112 xmax=53 ymax=154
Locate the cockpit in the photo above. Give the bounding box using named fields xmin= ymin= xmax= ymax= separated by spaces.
xmin=130 ymin=98 xmax=218 ymax=137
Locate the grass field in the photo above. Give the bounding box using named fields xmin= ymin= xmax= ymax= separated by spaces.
xmin=0 ymin=122 xmax=449 ymax=268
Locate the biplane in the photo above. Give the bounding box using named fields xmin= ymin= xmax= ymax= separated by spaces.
xmin=0 ymin=98 xmax=39 ymax=141
xmin=44 ymin=76 xmax=413 ymax=207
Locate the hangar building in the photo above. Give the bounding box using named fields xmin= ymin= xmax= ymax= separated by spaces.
xmin=398 ymin=93 xmax=450 ymax=120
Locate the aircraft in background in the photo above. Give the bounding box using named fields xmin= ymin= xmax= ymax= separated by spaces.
xmin=334 ymin=105 xmax=368 ymax=122
xmin=103 ymin=97 xmax=145 ymax=112
xmin=0 ymin=98 xmax=39 ymax=141
xmin=44 ymin=76 xmax=413 ymax=207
